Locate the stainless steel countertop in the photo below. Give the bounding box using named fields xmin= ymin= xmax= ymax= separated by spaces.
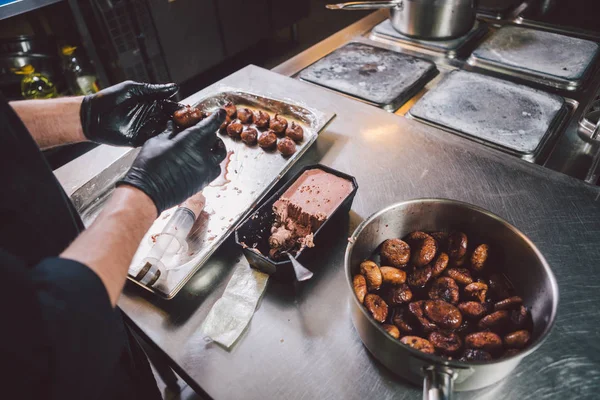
xmin=54 ymin=11 xmax=600 ymax=399
xmin=114 ymin=66 xmax=600 ymax=399
xmin=276 ymin=10 xmax=600 ymax=183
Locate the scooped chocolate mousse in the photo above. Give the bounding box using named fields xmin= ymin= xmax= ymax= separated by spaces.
xmin=268 ymin=169 xmax=354 ymax=259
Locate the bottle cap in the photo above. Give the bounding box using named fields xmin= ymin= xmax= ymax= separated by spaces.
xmin=61 ymin=45 xmax=77 ymax=56
xmin=12 ymin=64 xmax=35 ymax=75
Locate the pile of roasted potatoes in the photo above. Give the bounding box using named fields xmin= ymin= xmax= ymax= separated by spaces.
xmin=353 ymin=231 xmax=533 ymax=361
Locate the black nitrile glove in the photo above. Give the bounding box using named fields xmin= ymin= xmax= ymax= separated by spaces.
xmin=117 ymin=109 xmax=227 ymax=215
xmin=80 ymin=80 xmax=180 ymax=147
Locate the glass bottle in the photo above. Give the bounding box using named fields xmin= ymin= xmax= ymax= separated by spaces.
xmin=61 ymin=45 xmax=99 ymax=95
xmin=13 ymin=64 xmax=58 ymax=100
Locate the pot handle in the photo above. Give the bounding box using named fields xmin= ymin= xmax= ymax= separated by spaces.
xmin=326 ymin=1 xmax=401 ymax=10
xmin=423 ymin=366 xmax=455 ymax=400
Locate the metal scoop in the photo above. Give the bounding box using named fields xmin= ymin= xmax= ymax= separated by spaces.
xmin=285 ymin=252 xmax=313 ymax=281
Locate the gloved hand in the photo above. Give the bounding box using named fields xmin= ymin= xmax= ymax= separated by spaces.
xmin=80 ymin=80 xmax=179 ymax=147
xmin=117 ymin=109 xmax=227 ymax=215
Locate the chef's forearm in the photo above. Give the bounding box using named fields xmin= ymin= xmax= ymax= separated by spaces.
xmin=61 ymin=185 xmax=157 ymax=306
xmin=10 ymin=97 xmax=86 ymax=150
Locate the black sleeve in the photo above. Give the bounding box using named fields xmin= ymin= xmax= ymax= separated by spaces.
xmin=1 ymin=250 xmax=123 ymax=399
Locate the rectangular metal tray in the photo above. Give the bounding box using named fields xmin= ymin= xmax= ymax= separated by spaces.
xmin=407 ymin=70 xmax=574 ymax=163
xmin=297 ymin=42 xmax=438 ymax=112
xmin=78 ymin=89 xmax=335 ymax=299
xmin=467 ymin=26 xmax=600 ymax=91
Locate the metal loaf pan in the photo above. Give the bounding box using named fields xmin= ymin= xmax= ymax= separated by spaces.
xmin=235 ymin=164 xmax=358 ymax=281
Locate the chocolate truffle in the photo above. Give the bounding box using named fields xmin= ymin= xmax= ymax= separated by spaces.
xmin=269 ymin=114 xmax=288 ymax=135
xmin=277 ymin=137 xmax=297 ymax=157
xmin=227 ymin=120 xmax=243 ymax=138
xmin=223 ymin=102 xmax=237 ymax=119
xmin=258 ymin=130 xmax=277 ymax=149
xmin=173 ymin=105 xmax=204 ymax=128
xmin=254 ymin=110 xmax=270 ymax=129
xmin=286 ymin=121 xmax=304 ymax=142
xmin=219 ymin=115 xmax=232 ymax=133
xmin=241 ymin=127 xmax=258 ymax=146
xmin=237 ymin=108 xmax=254 ymax=124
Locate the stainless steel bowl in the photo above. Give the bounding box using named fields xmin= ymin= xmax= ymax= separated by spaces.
xmin=345 ymin=199 xmax=559 ymax=399
xmin=327 ymin=0 xmax=478 ymax=40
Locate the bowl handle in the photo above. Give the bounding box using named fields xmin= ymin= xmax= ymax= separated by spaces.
xmin=423 ymin=366 xmax=455 ymax=400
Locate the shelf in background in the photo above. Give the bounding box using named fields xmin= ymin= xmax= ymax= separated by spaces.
xmin=0 ymin=0 xmax=63 ymax=21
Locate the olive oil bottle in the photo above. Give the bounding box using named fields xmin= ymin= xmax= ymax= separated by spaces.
xmin=13 ymin=65 xmax=57 ymax=100
xmin=61 ymin=45 xmax=99 ymax=95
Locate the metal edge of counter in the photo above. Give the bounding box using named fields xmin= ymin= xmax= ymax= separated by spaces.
xmin=54 ymin=144 xmax=133 ymax=197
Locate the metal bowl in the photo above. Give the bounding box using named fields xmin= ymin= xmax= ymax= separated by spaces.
xmin=344 ymin=199 xmax=559 ymax=399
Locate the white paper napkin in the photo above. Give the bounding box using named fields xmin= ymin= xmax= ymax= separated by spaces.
xmin=200 ymin=261 xmax=269 ymax=349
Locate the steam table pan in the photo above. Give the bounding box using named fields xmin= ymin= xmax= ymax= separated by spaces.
xmin=298 ymin=42 xmax=438 ymax=112
xmin=79 ymin=89 xmax=335 ymax=299
xmin=408 ymin=70 xmax=568 ymax=162
xmin=468 ymin=25 xmax=600 ymax=91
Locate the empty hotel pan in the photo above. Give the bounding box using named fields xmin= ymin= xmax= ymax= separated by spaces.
xmin=345 ymin=199 xmax=558 ymax=399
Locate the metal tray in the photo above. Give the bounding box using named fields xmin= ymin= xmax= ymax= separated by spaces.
xmin=297 ymin=42 xmax=438 ymax=112
xmin=78 ymin=90 xmax=335 ymax=299
xmin=407 ymin=70 xmax=573 ymax=163
xmin=468 ymin=26 xmax=600 ymax=91
xmin=234 ymin=164 xmax=358 ymax=281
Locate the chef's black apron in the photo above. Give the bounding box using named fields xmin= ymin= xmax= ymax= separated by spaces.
xmin=0 ymin=94 xmax=161 ymax=400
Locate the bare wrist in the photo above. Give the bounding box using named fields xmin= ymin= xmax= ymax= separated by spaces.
xmin=113 ymin=185 xmax=158 ymax=222
xmin=10 ymin=96 xmax=87 ymax=148
xmin=73 ymin=96 xmax=87 ymax=142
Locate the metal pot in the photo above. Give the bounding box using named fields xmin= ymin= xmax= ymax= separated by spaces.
xmin=327 ymin=0 xmax=478 ymax=40
xmin=345 ymin=199 xmax=558 ymax=399
xmin=0 ymin=35 xmax=55 ymax=56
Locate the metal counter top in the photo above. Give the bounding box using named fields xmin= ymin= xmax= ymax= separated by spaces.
xmin=114 ymin=65 xmax=600 ymax=399
xmin=53 ymin=10 xmax=600 ymax=399
xmin=276 ymin=10 xmax=600 ymax=184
